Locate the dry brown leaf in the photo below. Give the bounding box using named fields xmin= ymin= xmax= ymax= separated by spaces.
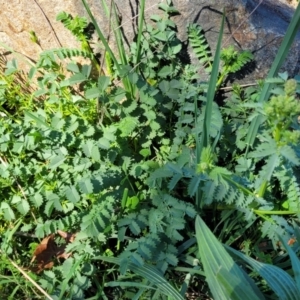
xmin=57 ymin=230 xmax=76 ymax=243
xmin=30 ymin=231 xmax=77 ymax=273
xmin=30 ymin=234 xmax=57 ymax=273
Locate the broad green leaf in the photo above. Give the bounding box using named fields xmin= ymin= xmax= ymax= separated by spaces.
xmin=12 ymin=141 xmax=23 ymax=154
xmin=128 ymin=72 xmax=139 ymax=84
xmin=65 ymin=186 xmax=80 ymax=203
xmin=85 ymin=87 xmax=101 ymax=99
xmin=166 ymin=88 xmax=179 ymax=99
xmin=158 ymin=65 xmax=172 ymax=78
xmin=21 ymin=223 xmax=33 ymax=232
xmin=62 ymin=257 xmax=74 ymax=275
xmin=51 ymin=113 xmax=65 ymax=129
xmin=11 ymin=195 xmax=22 ymax=204
xmin=4 ymin=59 xmax=18 ymax=75
xmin=30 ymin=193 xmax=43 ymax=207
xmin=112 ymin=87 xmax=126 ymax=103
xmin=81 ymin=214 xmax=101 ymax=237
xmin=98 ymin=137 xmax=110 ymax=149
xmin=188 ymin=175 xmax=204 ymax=196
xmin=195 ymin=215 xmax=265 ymax=300
xmin=84 ymin=126 xmax=95 ymax=137
xmin=82 ymin=140 xmax=95 ymax=158
xmin=166 ymin=162 xmax=182 ymax=174
xmin=139 ymin=148 xmax=151 ymax=158
xmin=16 ymin=199 xmax=30 ymax=215
xmin=44 ymin=201 xmax=54 ymax=217
xmin=69 ymin=73 xmax=87 ymax=85
xmin=66 ymin=120 xmax=79 ymax=133
xmin=280 ymin=145 xmax=300 ymax=166
xmin=159 ymin=80 xmax=170 ymax=93
xmin=35 ymin=224 xmax=45 ymax=239
xmin=59 ymin=79 xmax=71 ymax=87
xmin=81 ymin=64 xmax=92 ymax=78
xmin=158 ymin=2 xmax=179 ymax=13
xmin=119 ymin=116 xmax=139 ymax=137
xmin=225 ymin=245 xmax=299 ymax=300
xmin=1 ymin=202 xmax=15 ymax=221
xmin=67 ymin=62 xmax=80 ymax=73
xmin=48 ymin=193 xmax=63 ymax=212
xmin=49 ymin=154 xmax=66 ymax=169
xmin=28 ymin=66 xmax=37 ymax=80
xmin=79 ymin=178 xmax=93 ymax=194
xmin=98 ymin=76 xmax=110 ymax=92
xmin=91 ymin=178 xmax=102 ymax=193
xmin=170 ymin=40 xmax=182 ymax=55
xmin=24 ymin=111 xmax=50 ymax=128
xmin=91 ymin=146 xmax=100 ymax=161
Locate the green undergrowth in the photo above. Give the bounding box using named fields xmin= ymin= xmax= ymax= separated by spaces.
xmin=1 ymin=0 xmax=300 ymax=299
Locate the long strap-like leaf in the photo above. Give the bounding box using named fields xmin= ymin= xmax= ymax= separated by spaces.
xmin=198 ymin=13 xmax=225 ymax=155
xmin=195 ymin=215 xmax=265 ymax=300
xmin=195 ymin=12 xmax=225 ymax=208
xmin=93 ymin=256 xmax=184 ymax=300
xmin=225 ymin=245 xmax=300 ymax=299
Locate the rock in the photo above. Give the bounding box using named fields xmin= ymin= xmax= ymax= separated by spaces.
xmin=172 ymin=0 xmax=300 ymax=82
xmin=0 ymin=0 xmax=299 ymax=84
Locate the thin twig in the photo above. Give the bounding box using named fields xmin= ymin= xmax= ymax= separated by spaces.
xmin=224 ymin=0 xmax=264 ymax=47
xmin=220 ymin=82 xmax=259 ymax=92
xmin=32 ymin=0 xmax=63 ymax=48
xmin=5 ymin=254 xmax=54 ymax=300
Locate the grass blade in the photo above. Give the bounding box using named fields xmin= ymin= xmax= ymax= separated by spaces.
xmin=111 ymin=1 xmax=128 ymax=67
xmin=195 ymin=215 xmax=265 ymax=299
xmin=199 ymin=12 xmax=225 ymax=152
xmin=93 ymin=256 xmax=184 ymax=300
xmin=110 ymin=1 xmax=134 ymax=96
xmin=196 ymin=12 xmax=225 ymax=207
xmin=277 ymin=235 xmax=300 ymax=293
xmin=134 ymin=0 xmax=145 ymax=65
xmin=81 ymin=0 xmax=134 ymax=95
xmin=225 ymin=245 xmax=299 ymax=299
xmin=81 ymin=0 xmax=118 ymax=72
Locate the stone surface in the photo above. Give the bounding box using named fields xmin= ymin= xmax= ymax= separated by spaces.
xmin=0 ymin=0 xmax=299 ymax=83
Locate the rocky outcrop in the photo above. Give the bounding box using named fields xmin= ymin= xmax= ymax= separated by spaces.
xmin=172 ymin=0 xmax=300 ymax=82
xmin=0 ymin=0 xmax=299 ymax=83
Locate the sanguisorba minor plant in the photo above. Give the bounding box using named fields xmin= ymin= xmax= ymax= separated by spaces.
xmin=1 ymin=0 xmax=300 ymax=299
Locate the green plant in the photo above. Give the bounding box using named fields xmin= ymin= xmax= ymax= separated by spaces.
xmin=187 ymin=24 xmax=253 ymax=89
xmin=1 ymin=0 xmax=300 ymax=299
xmin=196 ymin=214 xmax=300 ymax=299
xmin=0 ymin=58 xmax=35 ymax=119
xmin=245 ymin=1 xmax=300 ymax=153
xmin=56 ymin=11 xmax=101 ymax=74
